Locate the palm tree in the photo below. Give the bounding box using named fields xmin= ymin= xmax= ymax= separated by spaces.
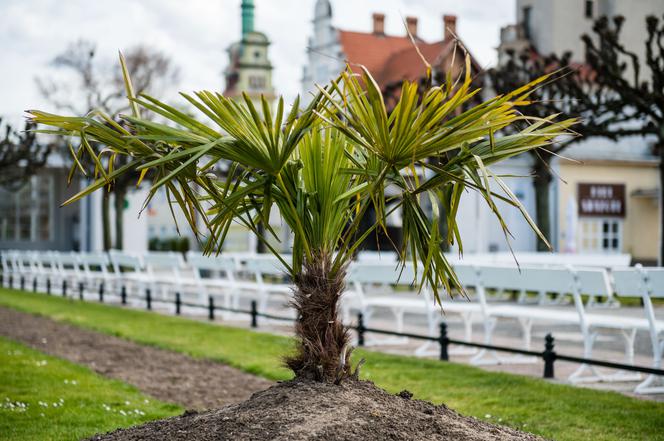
xmin=29 ymin=55 xmax=574 ymax=383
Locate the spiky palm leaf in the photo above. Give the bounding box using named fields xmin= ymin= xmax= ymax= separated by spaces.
xmin=30 ymin=54 xmax=575 ymax=381
xmin=29 ymin=56 xmax=574 ymax=304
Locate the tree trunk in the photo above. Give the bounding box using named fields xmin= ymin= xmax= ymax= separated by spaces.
xmin=532 ymin=160 xmax=553 ymax=252
xmin=659 ymin=131 xmax=664 ymax=265
xmin=114 ymin=186 xmax=126 ymax=250
xmin=286 ymin=254 xmax=352 ymax=383
xmin=102 ymin=189 xmax=112 ymax=251
xmin=256 ymin=223 xmax=267 ymax=253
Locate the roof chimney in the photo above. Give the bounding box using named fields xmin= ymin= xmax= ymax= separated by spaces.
xmin=443 ymin=14 xmax=457 ymax=41
xmin=405 ymin=16 xmax=418 ymax=37
xmin=372 ymin=13 xmax=385 ymax=35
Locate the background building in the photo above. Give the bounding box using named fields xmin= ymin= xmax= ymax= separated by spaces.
xmin=497 ymin=0 xmax=664 ymax=263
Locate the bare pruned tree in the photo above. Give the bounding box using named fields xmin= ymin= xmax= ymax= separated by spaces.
xmin=0 ymin=118 xmax=52 ymax=192
xmin=489 ymin=14 xmax=659 ymax=252
xmin=36 ymin=39 xmax=180 ymax=250
xmin=581 ymin=14 xmax=664 ymax=260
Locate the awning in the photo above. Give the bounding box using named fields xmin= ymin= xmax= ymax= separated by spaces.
xmin=630 ymin=188 xmax=659 ymax=199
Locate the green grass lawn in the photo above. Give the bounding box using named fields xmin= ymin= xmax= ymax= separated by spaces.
xmin=1 ymin=288 xmax=663 ymax=441
xmin=0 ymin=336 xmax=181 ymax=441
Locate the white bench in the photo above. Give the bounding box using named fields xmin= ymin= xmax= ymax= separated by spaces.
xmin=467 ymin=264 xmax=652 ymax=384
xmin=612 ymin=267 xmax=664 ymax=394
xmin=186 ymin=251 xmax=255 ymax=316
xmin=78 ymin=252 xmax=113 ymax=298
xmin=241 ymin=255 xmax=294 ymax=314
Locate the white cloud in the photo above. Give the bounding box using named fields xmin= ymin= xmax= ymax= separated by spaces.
xmin=0 ymin=0 xmax=515 ymax=126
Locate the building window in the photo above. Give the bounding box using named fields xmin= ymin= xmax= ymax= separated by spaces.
xmin=0 ymin=174 xmax=53 ymax=242
xmin=522 ymin=6 xmax=532 ymax=40
xmin=249 ymin=75 xmax=266 ymax=90
xmin=585 ymin=0 xmax=594 ymax=18
xmin=579 ymin=218 xmax=622 ymax=253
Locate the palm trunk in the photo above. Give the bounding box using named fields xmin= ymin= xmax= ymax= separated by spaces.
xmin=286 ymin=254 xmax=352 ymax=383
xmin=114 ymin=187 xmax=126 ymax=250
xmin=533 ymin=161 xmax=553 ymax=252
xmin=102 ymin=189 xmax=112 ymax=251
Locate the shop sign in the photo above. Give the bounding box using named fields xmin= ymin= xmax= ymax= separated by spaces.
xmin=578 ymin=183 xmax=625 ymax=217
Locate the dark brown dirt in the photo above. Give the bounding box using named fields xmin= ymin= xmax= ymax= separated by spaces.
xmin=86 ymin=378 xmax=543 ymax=441
xmin=0 ymin=306 xmax=272 ymax=409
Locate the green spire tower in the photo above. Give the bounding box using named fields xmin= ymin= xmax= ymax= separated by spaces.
xmin=224 ymin=0 xmax=275 ymax=103
xmin=241 ymin=0 xmax=254 ymax=36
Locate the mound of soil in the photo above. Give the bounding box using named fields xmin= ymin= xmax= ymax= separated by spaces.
xmin=88 ymin=378 xmax=541 ymax=441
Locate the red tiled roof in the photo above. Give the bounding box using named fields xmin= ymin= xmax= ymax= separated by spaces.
xmin=338 ymin=30 xmax=418 ymax=77
xmin=378 ymin=40 xmax=454 ymax=85
xmin=338 ymin=30 xmax=480 ymax=89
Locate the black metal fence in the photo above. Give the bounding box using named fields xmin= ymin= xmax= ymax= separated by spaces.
xmin=6 ymin=274 xmax=664 ymax=380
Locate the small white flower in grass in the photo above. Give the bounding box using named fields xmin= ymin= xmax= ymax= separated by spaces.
xmin=119 ymin=410 xmax=127 ymax=416
xmin=124 ymin=401 xmax=131 ymax=405
xmin=498 ymin=418 xmax=503 ymax=422
xmin=40 ymin=413 xmax=45 ymax=417
xmin=71 ymin=380 xmax=77 ymax=385
xmin=485 ymin=414 xmax=492 ymax=419
xmin=143 ymin=399 xmax=149 ymax=404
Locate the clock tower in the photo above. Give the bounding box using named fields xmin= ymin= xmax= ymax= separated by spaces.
xmin=224 ymin=0 xmax=275 ymax=104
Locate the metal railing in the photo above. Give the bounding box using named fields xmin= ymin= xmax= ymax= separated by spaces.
xmin=6 ymin=274 xmax=664 ymax=381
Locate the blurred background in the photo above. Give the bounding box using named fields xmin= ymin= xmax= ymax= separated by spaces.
xmin=1 ymin=0 xmax=662 ymax=266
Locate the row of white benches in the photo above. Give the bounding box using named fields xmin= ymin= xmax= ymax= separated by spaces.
xmin=1 ymin=249 xmax=662 ymax=394
xmin=1 ymin=250 xmax=294 ymax=315
xmin=343 ymin=261 xmax=664 ymax=394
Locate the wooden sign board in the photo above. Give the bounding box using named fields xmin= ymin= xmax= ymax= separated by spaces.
xmin=578 ymin=183 xmax=625 ymax=217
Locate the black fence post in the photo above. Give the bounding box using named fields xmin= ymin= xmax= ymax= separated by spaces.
xmin=208 ymin=296 xmax=215 ymax=321
xmin=98 ymin=282 xmax=104 ymax=303
xmin=78 ymin=282 xmax=84 ymax=300
xmin=250 ymin=300 xmax=258 ymax=328
xmin=20 ymin=276 xmax=25 ymax=291
xmin=146 ymin=289 xmax=152 ymax=311
xmin=543 ymin=333 xmax=556 ymax=379
xmin=33 ymin=278 xmax=37 ymax=293
xmin=9 ymin=275 xmax=13 ymax=289
xmin=175 ymin=292 xmax=181 ymax=315
xmin=121 ymin=286 xmax=127 ymax=305
xmin=357 ymin=313 xmax=366 ymax=347
xmin=438 ymin=322 xmax=450 ymax=361
xmin=62 ymin=280 xmax=67 ymax=297
xmin=46 ymin=278 xmax=51 ymax=295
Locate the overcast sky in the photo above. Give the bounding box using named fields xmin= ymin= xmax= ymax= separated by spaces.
xmin=0 ymin=0 xmax=515 ymax=126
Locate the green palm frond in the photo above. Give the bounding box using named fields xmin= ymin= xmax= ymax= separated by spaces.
xmin=28 ymin=53 xmax=576 ymax=303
